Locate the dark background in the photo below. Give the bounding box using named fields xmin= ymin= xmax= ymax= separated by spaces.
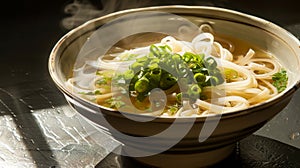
xmin=0 ymin=0 xmax=300 ymax=167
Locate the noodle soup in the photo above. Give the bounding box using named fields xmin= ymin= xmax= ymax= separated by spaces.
xmin=49 ymin=6 xmax=300 ymax=168
xmin=67 ymin=26 xmax=288 ymax=117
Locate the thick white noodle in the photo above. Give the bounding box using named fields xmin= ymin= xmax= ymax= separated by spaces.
xmin=245 ymin=58 xmax=280 ymax=79
xmin=235 ymin=49 xmax=255 ymax=65
xmin=161 ymin=36 xmax=194 ymax=54
xmin=260 ymin=79 xmax=278 ymax=97
xmin=195 ymin=96 xmax=249 ymax=114
xmin=212 ymin=42 xmax=233 ymax=61
xmin=71 ymin=65 xmax=98 ymax=90
xmin=248 ymin=87 xmax=269 ymax=104
xmin=191 ymin=32 xmax=214 ymax=56
xmin=199 ymin=24 xmax=214 ymax=33
xmin=212 ymin=58 xmax=258 ymax=90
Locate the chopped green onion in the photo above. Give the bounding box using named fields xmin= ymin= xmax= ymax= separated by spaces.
xmin=131 ymin=62 xmax=144 ymax=72
xmin=94 ymin=90 xmax=102 ymax=95
xmin=117 ymin=44 xmax=224 ymax=104
xmin=105 ymin=96 xmax=125 ymax=109
xmin=167 ymin=104 xmax=179 ymax=115
xmin=224 ymin=68 xmax=238 ymax=80
xmin=208 ymin=76 xmax=219 ymax=86
xmin=159 ymin=73 xmax=177 ymax=90
xmin=204 ymin=57 xmax=217 ymax=69
xmin=176 ymin=92 xmax=182 ymax=104
xmin=194 ymin=73 xmax=206 ymax=83
xmin=187 ymin=84 xmax=202 ymax=100
xmin=134 ymin=77 xmax=149 ymax=93
xmin=123 ymin=70 xmax=134 ymax=81
xmin=95 ymin=77 xmax=108 ymax=85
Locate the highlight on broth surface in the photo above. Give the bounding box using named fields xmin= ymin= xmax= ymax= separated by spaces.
xmin=66 ymin=26 xmax=288 ymax=117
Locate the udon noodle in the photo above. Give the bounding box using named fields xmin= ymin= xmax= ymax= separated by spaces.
xmin=66 ymin=26 xmax=288 ymax=117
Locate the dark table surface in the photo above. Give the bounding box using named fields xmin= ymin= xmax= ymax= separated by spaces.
xmin=1 ymin=0 xmax=300 ymax=167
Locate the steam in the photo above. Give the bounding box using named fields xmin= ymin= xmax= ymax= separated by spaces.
xmin=61 ymin=0 xmax=104 ymax=30
xmin=61 ymin=0 xmax=153 ymax=29
xmin=61 ymin=0 xmax=227 ymax=30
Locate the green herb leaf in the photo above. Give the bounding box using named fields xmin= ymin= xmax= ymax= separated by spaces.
xmin=78 ymin=91 xmax=94 ymax=95
xmin=272 ymin=69 xmax=288 ymax=93
xmin=94 ymin=90 xmax=102 ymax=95
xmin=95 ymin=77 xmax=108 ymax=85
xmin=224 ymin=68 xmax=238 ymax=80
xmin=78 ymin=90 xmax=102 ymax=95
xmin=105 ymin=96 xmax=125 ymax=109
xmin=167 ymin=104 xmax=179 ymax=115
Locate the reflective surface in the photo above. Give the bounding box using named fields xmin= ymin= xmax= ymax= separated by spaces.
xmin=1 ymin=0 xmax=300 ymax=167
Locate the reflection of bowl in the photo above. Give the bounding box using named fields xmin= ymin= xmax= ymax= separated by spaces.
xmin=49 ymin=6 xmax=300 ymax=167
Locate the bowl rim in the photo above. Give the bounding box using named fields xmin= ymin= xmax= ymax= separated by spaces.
xmin=48 ymin=5 xmax=300 ymax=121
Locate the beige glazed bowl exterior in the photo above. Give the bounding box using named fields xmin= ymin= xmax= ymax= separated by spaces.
xmin=49 ymin=6 xmax=300 ymax=167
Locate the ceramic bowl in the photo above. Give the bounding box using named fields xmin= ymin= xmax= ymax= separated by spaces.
xmin=49 ymin=6 xmax=300 ymax=167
